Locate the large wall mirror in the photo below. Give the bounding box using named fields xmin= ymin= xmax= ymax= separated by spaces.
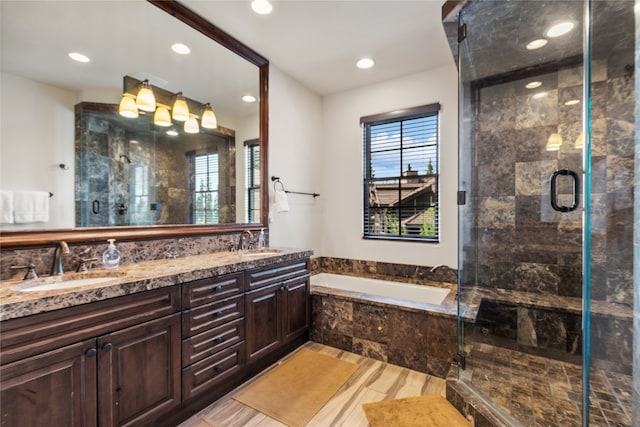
xmin=0 ymin=0 xmax=268 ymax=247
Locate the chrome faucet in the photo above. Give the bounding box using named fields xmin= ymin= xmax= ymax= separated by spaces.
xmin=430 ymin=264 xmax=446 ymax=273
xmin=238 ymin=230 xmax=254 ymax=254
xmin=51 ymin=241 xmax=70 ymax=275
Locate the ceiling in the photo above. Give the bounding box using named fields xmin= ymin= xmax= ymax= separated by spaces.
xmin=182 ymin=0 xmax=454 ymax=95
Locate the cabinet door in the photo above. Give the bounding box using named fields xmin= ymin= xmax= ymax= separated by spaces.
xmin=0 ymin=339 xmax=97 ymax=427
xmin=98 ymin=313 xmax=181 ymax=427
xmin=245 ymin=283 xmax=282 ymax=364
xmin=282 ymin=276 xmax=310 ymax=343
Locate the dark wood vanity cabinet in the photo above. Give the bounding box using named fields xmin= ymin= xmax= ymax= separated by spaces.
xmin=181 ymin=272 xmax=246 ymax=400
xmin=245 ymin=260 xmax=310 ymax=364
xmin=0 ymin=287 xmax=181 ymax=427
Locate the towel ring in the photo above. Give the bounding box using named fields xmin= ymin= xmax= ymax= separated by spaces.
xmin=273 ymin=180 xmax=285 ymax=192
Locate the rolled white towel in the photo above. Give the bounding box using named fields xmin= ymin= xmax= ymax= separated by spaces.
xmin=14 ymin=191 xmax=50 ymax=223
xmin=275 ymin=189 xmax=289 ymax=212
xmin=0 ymin=191 xmax=14 ymax=224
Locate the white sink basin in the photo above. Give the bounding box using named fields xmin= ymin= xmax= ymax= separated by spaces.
xmin=12 ymin=273 xmax=124 ymax=292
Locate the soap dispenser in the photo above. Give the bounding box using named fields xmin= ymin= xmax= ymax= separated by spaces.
xmin=257 ymin=228 xmax=266 ymax=249
xmin=102 ymin=239 xmax=121 ymax=270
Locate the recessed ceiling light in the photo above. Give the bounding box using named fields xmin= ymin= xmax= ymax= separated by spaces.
xmin=564 ymin=99 xmax=580 ymax=106
xmin=525 ymin=81 xmax=542 ymax=89
xmin=242 ymin=95 xmax=257 ymax=103
xmin=251 ymin=0 xmax=272 ymax=15
xmin=68 ymin=52 xmax=90 ymax=63
xmin=171 ymin=43 xmax=190 ymax=55
xmin=356 ymin=58 xmax=375 ymax=70
xmin=545 ymin=21 xmax=575 ymax=38
xmin=166 ymin=129 xmax=178 ymax=136
xmin=532 ymin=91 xmax=548 ymax=99
xmin=526 ymin=39 xmax=548 ymax=50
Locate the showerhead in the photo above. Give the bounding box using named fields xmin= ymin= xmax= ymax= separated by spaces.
xmin=119 ymin=154 xmax=132 ymax=164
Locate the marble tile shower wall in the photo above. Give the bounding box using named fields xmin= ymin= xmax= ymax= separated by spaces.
xmin=0 ymin=233 xmax=254 ymax=281
xmin=465 ymin=50 xmax=635 ymax=370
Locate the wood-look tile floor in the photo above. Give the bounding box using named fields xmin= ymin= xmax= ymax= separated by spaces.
xmin=179 ymin=342 xmax=446 ymax=427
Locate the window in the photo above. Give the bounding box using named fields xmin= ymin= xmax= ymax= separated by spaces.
xmin=191 ymin=152 xmax=219 ymax=224
xmin=361 ymin=103 xmax=440 ymax=242
xmin=245 ymin=141 xmax=260 ymax=223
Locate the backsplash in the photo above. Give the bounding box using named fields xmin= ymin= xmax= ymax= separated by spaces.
xmin=0 ymin=231 xmax=266 ymax=281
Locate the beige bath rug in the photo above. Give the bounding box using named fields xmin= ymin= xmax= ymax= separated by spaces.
xmin=363 ymin=394 xmax=471 ymax=427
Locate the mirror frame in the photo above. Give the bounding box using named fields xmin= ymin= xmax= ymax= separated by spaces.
xmin=0 ymin=0 xmax=269 ymax=249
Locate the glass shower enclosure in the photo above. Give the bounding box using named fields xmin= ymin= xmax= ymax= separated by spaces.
xmin=455 ymin=1 xmax=637 ymax=426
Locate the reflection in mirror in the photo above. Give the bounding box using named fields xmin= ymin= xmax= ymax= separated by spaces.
xmin=0 ymin=0 xmax=265 ymax=238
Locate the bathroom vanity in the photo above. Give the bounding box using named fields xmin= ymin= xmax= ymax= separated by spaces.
xmin=0 ymin=248 xmax=311 ymax=427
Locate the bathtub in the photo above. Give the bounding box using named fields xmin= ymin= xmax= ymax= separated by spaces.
xmin=310 ymin=273 xmax=450 ymax=306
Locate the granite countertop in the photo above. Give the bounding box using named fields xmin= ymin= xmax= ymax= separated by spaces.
xmin=0 ymin=247 xmax=313 ymax=322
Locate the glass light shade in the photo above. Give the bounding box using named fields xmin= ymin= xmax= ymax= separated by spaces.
xmin=172 ymin=93 xmax=190 ymax=122
xmin=184 ymin=117 xmax=199 ymax=134
xmin=546 ymin=133 xmax=563 ymax=151
xmin=135 ymin=80 xmax=156 ymax=112
xmin=201 ymin=104 xmax=218 ymax=129
xmin=118 ymin=95 xmax=138 ymax=118
xmin=574 ymin=133 xmax=584 ymax=149
xmin=153 ymin=106 xmax=172 ymax=127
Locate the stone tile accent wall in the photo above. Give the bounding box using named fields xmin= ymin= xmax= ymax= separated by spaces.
xmin=311 ymin=256 xmax=458 ymax=284
xmin=310 ymin=293 xmax=456 ymax=378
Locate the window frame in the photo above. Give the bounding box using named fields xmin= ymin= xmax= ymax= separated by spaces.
xmin=189 ymin=150 xmax=220 ymax=225
xmin=245 ymin=139 xmax=260 ymax=223
xmin=361 ymin=103 xmax=441 ymax=243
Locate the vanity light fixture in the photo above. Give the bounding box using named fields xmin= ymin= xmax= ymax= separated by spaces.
xmin=153 ymin=106 xmax=172 ymax=127
xmin=171 ymin=43 xmax=191 ymax=55
xmin=545 ymin=21 xmax=575 ymax=38
xmin=172 ymin=92 xmax=190 ymax=122
xmin=201 ymin=103 xmax=218 ymax=129
xmin=564 ymin=99 xmax=580 ymax=106
xmin=68 ymin=52 xmax=90 ymax=63
xmin=251 ymin=0 xmax=272 ymax=15
xmin=526 ymin=39 xmax=548 ymax=50
xmin=525 ymin=81 xmax=542 ymax=89
xmin=356 ymin=58 xmax=375 ymax=69
xmin=135 ymin=80 xmax=156 ymax=112
xmin=184 ymin=116 xmax=200 ymax=134
xmin=118 ymin=94 xmax=139 ymax=118
xmin=546 ymin=133 xmax=563 ymax=151
xmin=166 ymin=128 xmax=179 ymax=136
xmin=242 ymin=95 xmax=257 ymax=103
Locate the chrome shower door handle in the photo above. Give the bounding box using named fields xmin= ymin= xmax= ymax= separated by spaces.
xmin=550 ymin=169 xmax=579 ymax=212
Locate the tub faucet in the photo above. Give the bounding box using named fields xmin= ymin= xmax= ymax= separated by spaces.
xmin=52 ymin=241 xmax=70 ymax=275
xmin=239 ymin=230 xmax=254 ymax=253
xmin=430 ymin=264 xmax=446 ymax=273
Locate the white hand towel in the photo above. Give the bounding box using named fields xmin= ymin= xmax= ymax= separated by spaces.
xmin=275 ymin=189 xmax=289 ymax=212
xmin=14 ymin=191 xmax=50 ymax=223
xmin=0 ymin=191 xmax=14 ymax=224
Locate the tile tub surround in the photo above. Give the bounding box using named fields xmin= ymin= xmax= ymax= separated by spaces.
xmin=0 ymin=247 xmax=311 ymax=321
xmin=310 ymin=276 xmax=457 ymax=379
xmin=311 ymin=256 xmax=459 ymax=285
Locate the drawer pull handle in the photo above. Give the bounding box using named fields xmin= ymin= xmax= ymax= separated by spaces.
xmin=86 ymin=348 xmax=97 ymax=358
xmin=215 ymin=337 xmax=224 ymax=344
xmin=214 ymin=285 xmax=223 ymax=292
xmin=214 ymin=365 xmax=222 ymax=372
xmin=216 ymin=311 xmax=223 ymax=317
xmin=102 ymin=343 xmax=113 ymax=352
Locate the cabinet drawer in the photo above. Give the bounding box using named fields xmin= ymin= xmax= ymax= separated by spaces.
xmin=182 ymin=272 xmax=244 ymax=309
xmin=182 ymin=317 xmax=245 ymax=367
xmin=1 ymin=287 xmax=180 ymax=365
xmin=182 ymin=294 xmax=244 ymax=337
xmin=182 ymin=342 xmax=245 ymax=400
xmin=247 ymin=260 xmax=310 ymax=291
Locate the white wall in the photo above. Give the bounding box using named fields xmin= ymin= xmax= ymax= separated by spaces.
xmin=1 ymin=72 xmax=77 ymax=229
xmin=320 ymin=64 xmax=458 ymax=267
xmin=268 ymin=66 xmax=324 ymax=251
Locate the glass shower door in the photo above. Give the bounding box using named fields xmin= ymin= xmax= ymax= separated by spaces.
xmin=457 ymin=1 xmax=588 ymax=425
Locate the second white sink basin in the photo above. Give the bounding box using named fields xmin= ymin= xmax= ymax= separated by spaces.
xmin=13 ymin=273 xmax=124 ymax=293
